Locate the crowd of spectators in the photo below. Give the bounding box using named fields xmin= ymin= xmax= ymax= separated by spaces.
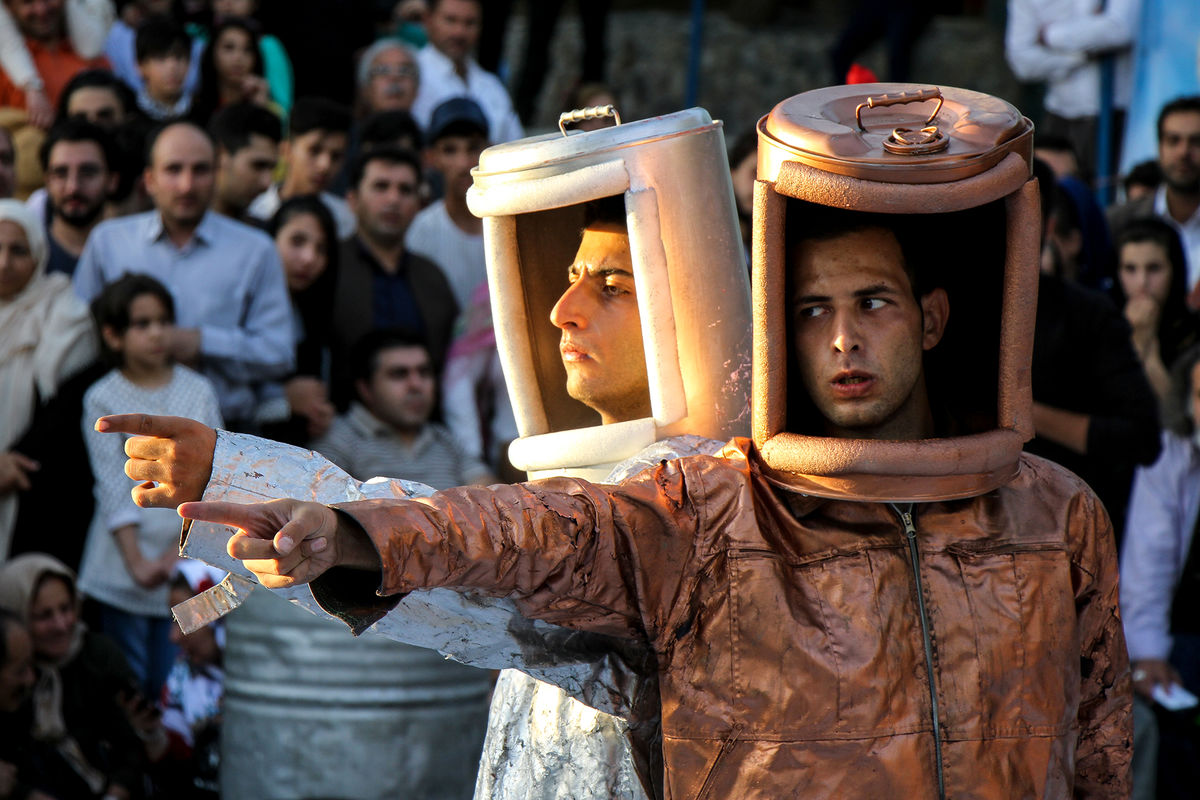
xmin=0 ymin=0 xmax=1196 ymax=797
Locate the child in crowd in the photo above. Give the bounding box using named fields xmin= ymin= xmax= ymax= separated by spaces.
xmin=153 ymin=561 xmax=225 ymax=800
xmin=135 ymin=15 xmax=196 ymax=120
xmin=78 ymin=274 xmax=221 ymax=700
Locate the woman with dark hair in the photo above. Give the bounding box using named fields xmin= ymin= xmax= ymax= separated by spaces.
xmin=259 ymin=195 xmax=339 ymax=444
xmin=192 ymin=17 xmax=271 ymax=125
xmin=1113 ymin=217 xmax=1199 ymax=403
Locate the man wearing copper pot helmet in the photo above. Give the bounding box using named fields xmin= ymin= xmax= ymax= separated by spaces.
xmin=173 ymin=85 xmax=1133 ymax=798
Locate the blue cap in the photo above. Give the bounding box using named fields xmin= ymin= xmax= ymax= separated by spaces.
xmin=428 ymin=96 xmax=489 ymax=142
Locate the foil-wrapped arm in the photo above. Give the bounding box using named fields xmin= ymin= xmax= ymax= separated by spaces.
xmin=182 ymin=430 xmax=665 ymax=712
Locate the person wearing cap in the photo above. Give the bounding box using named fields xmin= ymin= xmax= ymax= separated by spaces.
xmin=405 ymin=96 xmax=489 ymax=310
xmin=410 ymin=0 xmax=523 ymax=145
xmin=175 ymin=84 xmax=1129 ymax=798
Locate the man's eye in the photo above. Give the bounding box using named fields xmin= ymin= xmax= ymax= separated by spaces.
xmin=795 ymin=305 xmax=825 ymax=319
xmin=602 ymin=283 xmax=629 ymax=297
xmin=862 ymin=298 xmax=887 ymax=310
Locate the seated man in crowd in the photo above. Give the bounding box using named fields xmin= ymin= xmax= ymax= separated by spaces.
xmin=74 ymin=120 xmax=294 ymax=430
xmin=247 ymin=96 xmax=355 ymax=239
xmin=312 ymin=328 xmax=494 ymax=490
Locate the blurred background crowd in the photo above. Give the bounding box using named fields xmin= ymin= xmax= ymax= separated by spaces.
xmin=0 ymin=0 xmax=1197 ymax=798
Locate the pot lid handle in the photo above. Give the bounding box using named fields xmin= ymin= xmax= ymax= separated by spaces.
xmin=559 ymin=104 xmax=622 ymax=136
xmin=855 ymin=87 xmax=944 ymax=131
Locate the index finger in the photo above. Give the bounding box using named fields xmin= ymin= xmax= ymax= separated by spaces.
xmin=96 ymin=413 xmax=192 ymax=437
xmin=178 ymin=500 xmax=273 ymax=538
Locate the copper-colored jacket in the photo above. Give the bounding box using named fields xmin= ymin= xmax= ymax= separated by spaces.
xmin=324 ymin=439 xmax=1131 ymax=799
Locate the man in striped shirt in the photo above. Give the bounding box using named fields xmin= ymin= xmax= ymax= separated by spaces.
xmin=311 ymin=327 xmax=495 ymax=490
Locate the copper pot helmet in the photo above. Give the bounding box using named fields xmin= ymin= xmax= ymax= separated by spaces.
xmin=468 ymin=108 xmax=752 ymax=481
xmin=753 ymin=83 xmax=1039 ymax=502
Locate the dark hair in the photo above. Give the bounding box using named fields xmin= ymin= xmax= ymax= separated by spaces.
xmin=208 ymin=101 xmax=282 ymax=155
xmin=38 ymin=118 xmax=119 ymax=172
xmin=581 ymin=194 xmax=626 ymax=228
xmin=55 ymin=68 xmax=137 ymax=122
xmin=144 ymin=120 xmax=215 ymax=165
xmin=1157 ymin=96 xmax=1200 ymax=142
xmin=350 ymin=328 xmax=429 ymax=384
xmin=348 ymin=145 xmax=421 ymax=191
xmin=360 ymin=110 xmax=423 ymax=151
xmin=1165 ymin=344 xmax=1200 ymax=436
xmin=1123 ymin=160 xmax=1162 ymax=195
xmin=289 ymin=97 xmax=351 ymax=139
xmin=1113 ymin=216 xmax=1197 ymax=368
xmin=91 ymin=274 xmax=176 ymax=366
xmin=194 ymin=18 xmax=265 ymax=124
xmin=136 ymin=15 xmax=191 ymax=63
xmin=269 ymin=195 xmax=340 ymax=375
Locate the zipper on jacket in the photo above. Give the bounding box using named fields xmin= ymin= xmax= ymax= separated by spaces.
xmin=891 ymin=502 xmax=947 ymax=800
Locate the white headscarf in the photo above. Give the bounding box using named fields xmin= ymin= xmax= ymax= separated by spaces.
xmin=0 ymin=199 xmax=98 ymax=560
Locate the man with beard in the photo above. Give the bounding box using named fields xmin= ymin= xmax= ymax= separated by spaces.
xmin=1111 ymin=96 xmax=1200 ymax=303
xmin=73 ymin=121 xmax=293 ymax=429
xmin=405 ymin=97 xmax=487 ymax=310
xmin=38 ymin=118 xmax=117 ymax=276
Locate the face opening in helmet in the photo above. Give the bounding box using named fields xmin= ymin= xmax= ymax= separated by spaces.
xmin=782 ymin=198 xmax=1007 ymax=441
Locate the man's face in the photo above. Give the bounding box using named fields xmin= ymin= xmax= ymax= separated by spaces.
xmin=425 ymin=0 xmax=480 ymax=66
xmin=348 ymin=159 xmax=420 ymax=245
xmin=364 ymin=47 xmax=418 ymax=113
xmin=427 ymin=131 xmax=485 ymax=201
xmin=217 ymin=134 xmax=278 ymax=216
xmin=550 ymin=222 xmax=651 ymax=425
xmin=357 ymin=345 xmax=436 ymax=432
xmin=46 ymin=140 xmax=114 ymax=228
xmin=1159 ymin=110 xmax=1200 ymax=195
xmin=6 ymin=0 xmax=64 ymax=41
xmin=138 ymin=50 xmax=190 ymax=105
xmin=0 ymin=623 xmax=35 ymax=713
xmin=65 ymin=86 xmax=126 ymax=128
xmin=0 ymin=133 xmax=13 ymax=199
xmin=284 ymin=129 xmax=347 ymax=195
xmin=145 ymin=124 xmax=216 ymax=230
xmin=790 ymin=226 xmax=947 ymax=440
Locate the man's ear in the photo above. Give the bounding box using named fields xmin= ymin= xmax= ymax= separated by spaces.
xmin=354 ymin=378 xmax=371 ymax=406
xmin=345 ymin=187 xmax=358 ymax=214
xmin=920 ymin=288 xmax=949 ymax=351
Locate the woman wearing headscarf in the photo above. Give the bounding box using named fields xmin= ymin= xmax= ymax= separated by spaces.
xmin=0 ymin=200 xmax=97 ymax=561
xmin=0 ymin=553 xmax=146 ymax=799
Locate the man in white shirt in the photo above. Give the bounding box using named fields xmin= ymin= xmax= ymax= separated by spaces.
xmin=1006 ymin=0 xmax=1140 ymax=178
xmin=410 ymin=0 xmax=523 ymax=144
xmin=405 ymin=97 xmax=487 ymax=310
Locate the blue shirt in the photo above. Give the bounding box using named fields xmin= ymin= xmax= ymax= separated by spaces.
xmin=74 ymin=211 xmax=295 ymax=425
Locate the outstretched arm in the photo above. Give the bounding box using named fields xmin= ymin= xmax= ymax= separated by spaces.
xmin=179 ymin=498 xmax=381 ymax=589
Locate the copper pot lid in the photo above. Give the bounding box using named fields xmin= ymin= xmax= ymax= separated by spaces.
xmin=758 ymin=83 xmax=1032 ymax=185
